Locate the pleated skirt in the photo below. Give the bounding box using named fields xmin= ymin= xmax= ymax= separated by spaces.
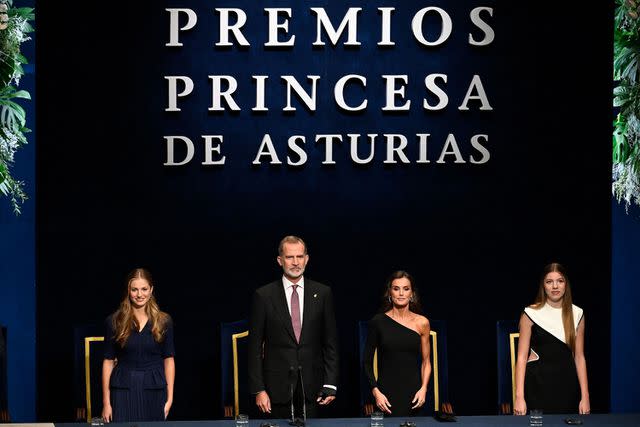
xmin=111 ymin=370 xmax=167 ymax=422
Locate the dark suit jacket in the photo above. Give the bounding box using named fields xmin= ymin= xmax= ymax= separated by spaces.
xmin=248 ymin=278 xmax=339 ymax=404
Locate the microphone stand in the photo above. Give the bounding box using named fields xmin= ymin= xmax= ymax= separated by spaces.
xmin=289 ymin=366 xmax=296 ymax=426
xmin=298 ymin=366 xmax=307 ymax=424
xmin=288 ymin=366 xmax=305 ymax=427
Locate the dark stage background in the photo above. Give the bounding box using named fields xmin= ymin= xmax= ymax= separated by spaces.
xmin=35 ymin=0 xmax=612 ymax=421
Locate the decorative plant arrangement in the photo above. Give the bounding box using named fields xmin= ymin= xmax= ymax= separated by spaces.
xmin=0 ymin=0 xmax=33 ymax=215
xmin=614 ymin=0 xmax=640 ymax=211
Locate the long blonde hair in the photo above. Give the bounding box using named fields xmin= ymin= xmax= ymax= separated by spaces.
xmin=531 ymin=262 xmax=576 ymax=352
xmin=112 ymin=268 xmax=170 ymax=346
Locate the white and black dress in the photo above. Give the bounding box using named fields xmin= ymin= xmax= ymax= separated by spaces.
xmin=523 ymin=304 xmax=583 ymax=414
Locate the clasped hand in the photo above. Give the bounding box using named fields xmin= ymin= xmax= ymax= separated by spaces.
xmin=317 ymin=386 xmax=336 ymax=405
xmin=256 ymin=389 xmax=335 ymax=413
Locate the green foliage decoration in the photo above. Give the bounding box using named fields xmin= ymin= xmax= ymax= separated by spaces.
xmin=614 ymin=0 xmax=640 ymax=211
xmin=0 ymin=0 xmax=33 ymax=215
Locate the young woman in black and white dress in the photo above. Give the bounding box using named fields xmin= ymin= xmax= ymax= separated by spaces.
xmin=514 ymin=263 xmax=590 ymax=415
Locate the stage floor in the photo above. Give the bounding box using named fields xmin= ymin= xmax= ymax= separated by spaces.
xmin=51 ymin=413 xmax=640 ymax=426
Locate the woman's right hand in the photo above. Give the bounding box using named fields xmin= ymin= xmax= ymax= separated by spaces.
xmin=101 ymin=404 xmax=112 ymax=423
xmin=372 ymin=387 xmax=392 ymax=414
xmin=513 ymin=397 xmax=527 ymax=416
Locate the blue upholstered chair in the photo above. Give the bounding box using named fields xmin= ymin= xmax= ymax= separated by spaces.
xmin=358 ymin=319 xmax=453 ymax=416
xmin=73 ymin=323 xmax=105 ymax=422
xmin=496 ymin=319 xmax=519 ymax=414
xmin=220 ymin=319 xmax=250 ymax=418
xmin=0 ymin=325 xmax=8 ymax=422
xmin=358 ymin=321 xmax=375 ymax=416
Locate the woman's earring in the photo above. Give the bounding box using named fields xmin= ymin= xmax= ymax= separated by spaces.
xmin=410 ymin=296 xmax=414 ymax=303
xmin=388 ymin=296 xmax=392 ymax=303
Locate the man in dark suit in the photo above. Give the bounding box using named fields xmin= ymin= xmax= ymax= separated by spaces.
xmin=248 ymin=235 xmax=339 ymax=419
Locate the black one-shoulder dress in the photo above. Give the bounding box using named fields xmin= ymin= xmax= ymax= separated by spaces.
xmin=364 ymin=313 xmax=422 ymax=417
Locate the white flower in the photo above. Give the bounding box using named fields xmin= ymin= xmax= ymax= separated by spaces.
xmin=612 ymin=161 xmax=640 ymax=212
xmin=0 ymin=127 xmax=20 ymax=163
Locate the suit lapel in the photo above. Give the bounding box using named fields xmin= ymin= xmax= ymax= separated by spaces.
xmin=271 ymin=279 xmax=297 ymax=342
xmin=300 ymin=280 xmax=316 ymax=344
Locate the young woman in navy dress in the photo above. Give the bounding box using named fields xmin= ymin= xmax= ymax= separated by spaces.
xmin=101 ymin=268 xmax=175 ymax=422
xmin=363 ymin=271 xmax=432 ymax=417
xmin=514 ymin=263 xmax=590 ymax=415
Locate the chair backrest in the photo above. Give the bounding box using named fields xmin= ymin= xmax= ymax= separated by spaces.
xmin=428 ymin=319 xmax=450 ymax=414
xmin=0 ymin=326 xmax=8 ymax=422
xmin=496 ymin=319 xmax=519 ymax=415
xmin=220 ymin=319 xmax=249 ymax=418
xmin=73 ymin=323 xmax=105 ymax=422
xmin=357 ymin=320 xmax=373 ymax=415
xmin=358 ymin=318 xmax=451 ymax=415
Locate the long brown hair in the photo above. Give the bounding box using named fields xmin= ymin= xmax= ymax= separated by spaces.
xmin=112 ymin=268 xmax=170 ymax=346
xmin=380 ymin=270 xmax=422 ymax=314
xmin=531 ymin=262 xmax=576 ymax=352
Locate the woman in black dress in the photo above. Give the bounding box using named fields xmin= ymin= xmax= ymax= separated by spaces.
xmin=514 ymin=263 xmax=590 ymax=415
xmin=363 ymin=271 xmax=431 ymax=417
xmin=101 ymin=268 xmax=175 ymax=422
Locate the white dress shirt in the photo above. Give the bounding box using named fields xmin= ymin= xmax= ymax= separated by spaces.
xmin=282 ymin=275 xmax=304 ymax=324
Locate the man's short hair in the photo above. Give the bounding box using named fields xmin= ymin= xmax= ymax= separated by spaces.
xmin=278 ymin=235 xmax=307 ymax=255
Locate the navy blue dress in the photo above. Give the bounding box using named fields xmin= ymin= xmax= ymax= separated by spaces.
xmin=104 ymin=315 xmax=175 ymax=422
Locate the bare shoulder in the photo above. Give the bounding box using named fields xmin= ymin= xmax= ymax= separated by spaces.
xmin=519 ymin=311 xmax=533 ymax=329
xmin=414 ymin=314 xmax=430 ymax=333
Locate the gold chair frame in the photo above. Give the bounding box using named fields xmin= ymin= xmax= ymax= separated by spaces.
xmin=509 ymin=332 xmax=520 ymax=409
xmin=84 ymin=336 xmax=104 ymax=422
xmin=232 ymin=330 xmax=249 ymax=418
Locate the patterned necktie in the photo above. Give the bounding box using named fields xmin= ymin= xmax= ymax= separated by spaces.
xmin=291 ymin=284 xmax=301 ymax=343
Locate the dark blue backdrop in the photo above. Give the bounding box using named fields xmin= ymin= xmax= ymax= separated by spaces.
xmin=35 ymin=0 xmax=612 ymax=421
xmin=0 ymin=0 xmax=36 ymax=420
xmin=611 ymin=200 xmax=640 ymax=412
